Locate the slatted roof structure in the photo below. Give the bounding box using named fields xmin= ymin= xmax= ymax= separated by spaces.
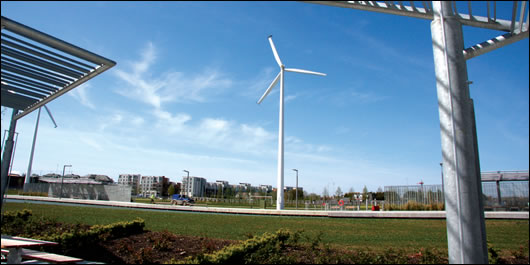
xmin=481 ymin=170 xmax=529 ymax=182
xmin=1 ymin=16 xmax=116 ymax=120
xmin=305 ymin=1 xmax=529 ymax=59
xmin=1 ymin=15 xmax=115 ymax=213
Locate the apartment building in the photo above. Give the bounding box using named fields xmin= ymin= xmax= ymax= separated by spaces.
xmin=118 ymin=174 xmax=140 ymax=195
xmin=139 ymin=175 xmax=169 ymax=198
xmin=181 ymin=176 xmax=206 ymax=198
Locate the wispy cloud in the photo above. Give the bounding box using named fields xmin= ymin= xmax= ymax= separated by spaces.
xmin=114 ymin=42 xmax=233 ymax=108
xmin=131 ymin=116 xmax=145 ymax=126
xmin=285 ymin=94 xmax=298 ymax=103
xmin=152 ymin=108 xmax=192 ymax=134
xmin=79 ymin=135 xmax=104 ymax=151
xmin=69 ymin=83 xmax=95 ymax=109
xmin=243 ymin=67 xmax=278 ymax=99
xmin=286 ymin=135 xmax=333 ymax=154
xmin=350 ymin=89 xmax=387 ymax=103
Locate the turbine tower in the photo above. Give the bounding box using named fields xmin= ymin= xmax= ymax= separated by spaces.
xmin=257 ymin=35 xmax=326 ymax=210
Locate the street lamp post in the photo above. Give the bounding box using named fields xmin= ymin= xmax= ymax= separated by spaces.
xmin=292 ymin=169 xmax=298 ymax=209
xmin=60 ymin=164 xmax=72 ymax=199
xmin=440 ymin=162 xmax=445 ymax=203
xmin=183 ymin=170 xmax=190 ymax=197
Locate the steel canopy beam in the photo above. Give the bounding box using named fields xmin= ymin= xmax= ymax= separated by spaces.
xmin=304 ymin=1 xmax=529 ymax=32
xmin=1 ymin=16 xmax=116 ymax=121
xmin=464 ymin=30 xmax=530 ymax=60
xmin=1 ymin=16 xmax=115 ymax=66
xmin=305 ymin=1 xmax=529 ymax=60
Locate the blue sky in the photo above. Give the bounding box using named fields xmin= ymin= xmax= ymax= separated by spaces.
xmin=1 ymin=2 xmax=528 ymax=195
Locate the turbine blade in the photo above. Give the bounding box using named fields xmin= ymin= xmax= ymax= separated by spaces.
xmin=285 ymin=68 xmax=326 ymax=76
xmin=268 ymin=36 xmax=283 ymax=67
xmin=257 ymin=71 xmax=281 ymax=104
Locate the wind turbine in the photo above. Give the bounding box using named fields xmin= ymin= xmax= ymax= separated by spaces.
xmin=257 ymin=35 xmax=326 ymax=210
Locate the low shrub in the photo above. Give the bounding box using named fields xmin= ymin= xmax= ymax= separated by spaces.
xmin=174 ymin=229 xmax=298 ymax=264
xmin=171 ymin=229 xmax=449 ymax=264
xmin=1 ymin=209 xmax=145 ymax=255
xmin=18 ymin=191 xmax=48 ymax=197
xmin=385 ymin=202 xmax=444 ymax=211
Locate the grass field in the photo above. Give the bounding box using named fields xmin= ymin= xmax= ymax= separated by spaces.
xmin=4 ymin=202 xmax=529 ymax=254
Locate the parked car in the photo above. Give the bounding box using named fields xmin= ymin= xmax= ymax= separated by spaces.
xmin=171 ymin=194 xmax=194 ymax=206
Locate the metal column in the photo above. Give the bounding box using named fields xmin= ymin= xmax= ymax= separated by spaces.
xmin=431 ymin=1 xmax=488 ymax=263
xmin=25 ymin=107 xmax=41 ymax=184
xmin=276 ymin=67 xmax=285 ymax=210
xmin=1 ymin=109 xmax=19 ymax=211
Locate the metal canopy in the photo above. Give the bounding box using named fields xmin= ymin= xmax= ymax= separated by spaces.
xmin=301 ymin=1 xmax=528 ymax=264
xmin=481 ymin=170 xmax=529 ymax=182
xmin=304 ymin=1 xmax=529 ymax=59
xmin=305 ymin=1 xmax=529 ymax=31
xmin=1 ymin=16 xmax=116 ymax=120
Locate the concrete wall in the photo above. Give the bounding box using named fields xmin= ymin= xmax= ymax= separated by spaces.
xmin=24 ymin=183 xmax=131 ymax=202
xmin=23 ymin=183 xmax=50 ymax=194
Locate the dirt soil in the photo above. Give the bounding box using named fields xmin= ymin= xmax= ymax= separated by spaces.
xmin=93 ymin=231 xmax=528 ymax=264
xmin=95 ymin=231 xmax=237 ymax=264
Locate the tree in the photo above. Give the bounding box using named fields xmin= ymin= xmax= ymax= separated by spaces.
xmin=362 ymin=185 xmax=368 ymax=201
xmin=322 ymin=187 xmax=330 ymax=200
xmin=375 ymin=186 xmax=385 ymax=200
xmin=305 ymin=192 xmax=320 ymax=202
xmin=168 ymin=184 xmax=176 ymax=197
xmin=335 ymin=186 xmax=343 ymax=198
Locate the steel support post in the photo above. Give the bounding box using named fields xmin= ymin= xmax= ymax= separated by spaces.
xmin=496 ymin=180 xmax=502 ymax=205
xmin=26 ymin=107 xmax=42 ymax=184
xmin=431 ymin=2 xmax=488 ymax=263
xmin=1 ymin=109 xmax=19 ymax=212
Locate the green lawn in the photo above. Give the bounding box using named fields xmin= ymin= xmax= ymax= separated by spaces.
xmin=3 ymin=202 xmax=528 ymax=254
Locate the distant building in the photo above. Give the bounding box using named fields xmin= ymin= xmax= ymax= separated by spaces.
xmin=118 ymin=174 xmax=140 ymax=195
xmin=7 ymin=173 xmax=25 ymax=189
xmin=85 ymin=174 xmax=114 ymax=184
xmin=259 ymin=185 xmax=273 ymax=193
xmin=182 ymin=176 xmax=206 ymax=198
xmin=36 ymin=174 xmax=113 ymax=185
xmin=139 ymin=176 xmax=169 ymax=198
xmin=237 ymin=183 xmax=252 ymax=192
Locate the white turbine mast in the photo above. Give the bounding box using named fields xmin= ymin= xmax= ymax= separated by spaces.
xmin=257 ymin=35 xmax=326 ymax=210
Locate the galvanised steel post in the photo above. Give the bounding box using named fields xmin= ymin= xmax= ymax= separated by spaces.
xmin=183 ymin=170 xmax=190 ymax=197
xmin=26 ymin=105 xmax=57 ymax=185
xmin=25 ymin=107 xmax=41 ymax=184
xmin=0 ymin=109 xmax=19 ymax=212
xmin=293 ymin=169 xmax=298 ymax=209
xmin=431 ymin=1 xmax=488 ymax=263
xmin=60 ymin=165 xmax=71 ymax=199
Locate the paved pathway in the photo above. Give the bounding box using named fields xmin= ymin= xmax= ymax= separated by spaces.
xmin=6 ymin=195 xmax=528 ymax=219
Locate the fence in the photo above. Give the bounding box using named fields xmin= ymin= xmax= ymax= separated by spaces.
xmin=193 ymin=197 xmax=383 ymax=210
xmin=384 ymin=185 xmax=445 ymax=210
xmin=385 ymin=172 xmax=529 ymax=211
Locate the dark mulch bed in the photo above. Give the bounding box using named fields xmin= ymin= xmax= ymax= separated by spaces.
xmin=97 ymin=230 xmax=237 ymax=264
